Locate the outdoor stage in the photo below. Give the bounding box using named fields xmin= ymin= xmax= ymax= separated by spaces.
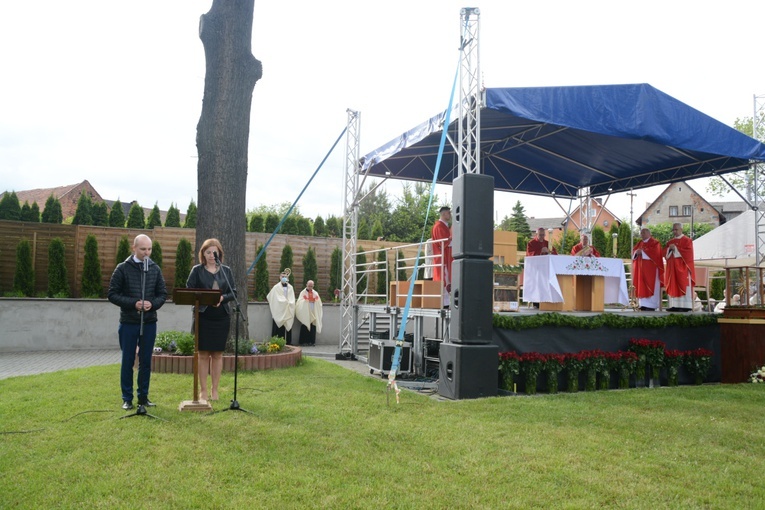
xmin=489 ymin=308 xmax=722 ymax=383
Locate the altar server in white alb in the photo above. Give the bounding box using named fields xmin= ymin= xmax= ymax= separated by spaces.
xmin=267 ymin=270 xmax=295 ymax=345
xmin=296 ymin=280 xmax=323 ymax=346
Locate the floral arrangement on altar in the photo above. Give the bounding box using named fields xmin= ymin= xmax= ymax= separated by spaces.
xmin=750 ymin=365 xmax=765 ymax=383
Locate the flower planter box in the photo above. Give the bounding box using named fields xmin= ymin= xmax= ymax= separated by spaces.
xmin=151 ymin=346 xmax=302 ymax=375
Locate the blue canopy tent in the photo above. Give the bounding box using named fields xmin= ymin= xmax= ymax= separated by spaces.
xmin=361 ymin=84 xmax=765 ymax=197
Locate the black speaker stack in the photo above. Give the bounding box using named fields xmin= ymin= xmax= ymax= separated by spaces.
xmin=438 ymin=173 xmax=499 ymax=399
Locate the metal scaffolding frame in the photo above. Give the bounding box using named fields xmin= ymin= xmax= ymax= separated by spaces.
xmin=339 ymin=109 xmax=361 ymax=357
xmin=337 ymin=9 xmax=483 ymax=358
xmin=458 ymin=7 xmax=481 ymax=177
xmin=754 ymin=94 xmax=765 ymax=268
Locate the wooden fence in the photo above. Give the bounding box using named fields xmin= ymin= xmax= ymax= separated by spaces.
xmin=0 ymin=220 xmax=421 ymax=300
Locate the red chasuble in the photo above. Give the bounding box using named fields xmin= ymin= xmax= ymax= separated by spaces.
xmin=570 ymin=243 xmax=601 ymax=257
xmin=526 ymin=238 xmax=557 ymax=256
xmin=431 ymin=219 xmax=453 ymax=284
xmin=664 ymin=235 xmax=696 ymax=297
xmin=632 ymin=237 xmax=664 ymax=298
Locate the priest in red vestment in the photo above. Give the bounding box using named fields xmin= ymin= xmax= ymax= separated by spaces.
xmin=632 ymin=228 xmax=664 ymax=311
xmin=664 ymin=223 xmax=696 ymax=312
xmin=526 ymin=227 xmax=557 ymax=256
xmin=571 ymin=232 xmax=601 ymax=257
xmin=431 ymin=206 xmax=453 ymax=306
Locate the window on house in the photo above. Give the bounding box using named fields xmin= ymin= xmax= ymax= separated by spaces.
xmin=682 ymin=205 xmax=692 ymax=216
xmin=669 ymin=206 xmax=678 ymax=217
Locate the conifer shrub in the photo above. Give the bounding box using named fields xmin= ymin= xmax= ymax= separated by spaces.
xmin=175 ymin=238 xmax=193 ymax=289
xmin=81 ymin=234 xmax=103 ymax=298
xmin=13 ymin=239 xmax=35 ymax=296
xmin=47 ymin=237 xmax=69 ymax=297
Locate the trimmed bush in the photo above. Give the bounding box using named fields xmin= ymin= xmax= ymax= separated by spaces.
xmin=174 ymin=238 xmax=193 ymax=288
xmin=183 ymin=200 xmax=196 ymax=228
xmin=109 ymin=200 xmax=126 ymax=227
xmin=47 ymin=238 xmax=69 ymax=297
xmin=13 ymin=239 xmax=35 ymax=296
xmin=126 ymin=203 xmax=145 ymax=229
xmin=165 ymin=204 xmax=181 ymax=228
xmin=81 ymin=234 xmax=102 ymax=298
xmin=116 ymin=236 xmax=131 ymax=264
xmin=41 ymin=195 xmax=63 ymax=224
xmin=151 ymin=240 xmax=163 ymax=270
xmin=254 ymin=244 xmax=269 ymax=301
xmin=72 ymin=192 xmax=93 ymax=225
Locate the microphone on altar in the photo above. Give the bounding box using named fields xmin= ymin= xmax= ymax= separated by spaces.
xmin=213 ymin=251 xmax=221 ymax=267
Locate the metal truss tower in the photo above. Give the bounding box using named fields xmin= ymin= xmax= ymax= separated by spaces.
xmin=339 ymin=109 xmax=361 ymax=356
xmin=458 ymin=7 xmax=481 ymax=176
xmin=754 ymin=94 xmax=765 ymax=268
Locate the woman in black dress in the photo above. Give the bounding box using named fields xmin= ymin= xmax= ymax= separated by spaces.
xmin=186 ymin=238 xmax=236 ymax=401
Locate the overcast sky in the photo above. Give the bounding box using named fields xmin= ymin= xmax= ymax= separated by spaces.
xmin=1 ymin=0 xmax=764 ymax=226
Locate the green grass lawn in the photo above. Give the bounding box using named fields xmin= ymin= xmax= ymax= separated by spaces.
xmin=1 ymin=357 xmax=764 ymax=509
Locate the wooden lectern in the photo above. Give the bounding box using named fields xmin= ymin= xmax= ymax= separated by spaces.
xmin=173 ymin=288 xmax=221 ymax=412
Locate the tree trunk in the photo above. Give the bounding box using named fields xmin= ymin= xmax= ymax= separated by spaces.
xmin=196 ymin=0 xmax=262 ymax=336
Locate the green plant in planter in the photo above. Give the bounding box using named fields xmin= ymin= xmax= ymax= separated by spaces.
xmin=664 ymin=349 xmax=684 ymax=386
xmin=256 ymin=336 xmax=286 ymax=354
xmin=629 ymin=339 xmax=665 ymax=386
xmin=542 ymin=353 xmax=565 ymax=394
xmin=616 ymin=351 xmax=638 ymax=389
xmin=152 ymin=331 xmax=196 ymax=355
xmin=684 ymin=348 xmax=714 ymax=385
xmin=582 ymin=350 xmax=607 ymax=391
xmin=645 ymin=341 xmax=666 ymax=380
xmin=498 ymin=351 xmax=520 ymax=392
xmin=519 ymin=352 xmax=545 ymax=395
xmin=564 ymin=352 xmax=586 ymax=392
xmin=602 ymin=352 xmax=620 ymax=390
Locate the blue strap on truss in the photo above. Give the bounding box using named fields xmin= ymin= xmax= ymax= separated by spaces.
xmin=246 ymin=127 xmax=347 ymax=276
xmin=389 ymin=56 xmax=461 ymax=378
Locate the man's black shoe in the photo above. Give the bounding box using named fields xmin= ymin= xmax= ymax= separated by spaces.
xmin=122 ymin=401 xmax=134 ymax=410
xmin=639 ymin=306 xmax=655 ymax=311
xmin=138 ymin=398 xmax=156 ymax=407
xmin=666 ymin=307 xmax=678 ymax=312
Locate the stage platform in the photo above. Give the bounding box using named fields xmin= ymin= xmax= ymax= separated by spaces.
xmin=355 ymin=304 xmax=722 ymax=383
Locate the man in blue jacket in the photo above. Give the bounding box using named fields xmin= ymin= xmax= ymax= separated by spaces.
xmin=108 ymin=234 xmax=167 ymax=410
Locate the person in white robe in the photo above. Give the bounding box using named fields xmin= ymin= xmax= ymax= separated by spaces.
xmin=267 ymin=270 xmax=295 ymax=345
xmin=296 ymin=280 xmax=323 ymax=346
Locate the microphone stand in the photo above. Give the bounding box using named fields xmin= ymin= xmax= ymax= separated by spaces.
xmin=212 ymin=259 xmax=254 ymax=415
xmin=122 ymin=256 xmax=164 ymax=421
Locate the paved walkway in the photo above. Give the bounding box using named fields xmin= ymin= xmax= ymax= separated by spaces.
xmin=0 ymin=345 xmax=372 ymax=380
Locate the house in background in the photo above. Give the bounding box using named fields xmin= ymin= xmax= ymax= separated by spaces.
xmin=564 ymin=198 xmax=621 ymax=233
xmin=526 ymin=198 xmax=621 ymax=246
xmin=2 ymin=180 xmax=181 ymax=223
xmin=3 ymin=180 xmax=104 ymax=220
xmin=709 ymin=200 xmax=749 ymax=223
xmin=636 ymin=181 xmax=721 ymax=228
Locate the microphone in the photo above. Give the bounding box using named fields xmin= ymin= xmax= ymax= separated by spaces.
xmin=213 ymin=251 xmax=221 ymax=267
xmin=143 ymin=257 xmax=149 ymax=272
